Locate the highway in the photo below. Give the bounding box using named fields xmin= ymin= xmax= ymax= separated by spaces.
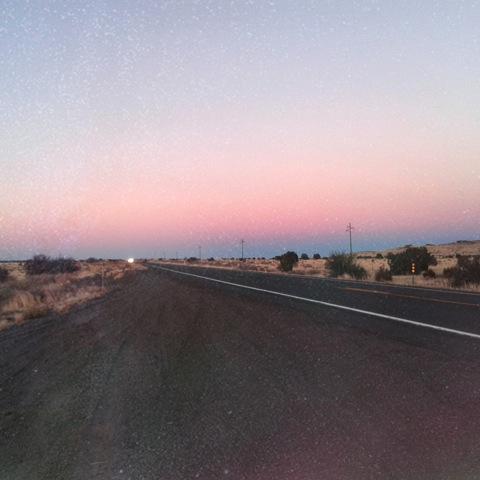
xmin=1 ymin=266 xmax=480 ymax=479
xmin=153 ymin=264 xmax=480 ymax=340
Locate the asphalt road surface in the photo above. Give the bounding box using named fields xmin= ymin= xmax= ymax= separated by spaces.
xmin=1 ymin=266 xmax=480 ymax=480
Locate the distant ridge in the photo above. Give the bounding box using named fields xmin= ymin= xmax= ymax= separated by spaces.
xmin=359 ymin=240 xmax=480 ymax=257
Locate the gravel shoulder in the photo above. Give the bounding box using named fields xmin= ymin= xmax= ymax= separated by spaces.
xmin=1 ymin=269 xmax=480 ymax=480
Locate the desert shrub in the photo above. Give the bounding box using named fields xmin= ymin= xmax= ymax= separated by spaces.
xmin=300 ymin=253 xmax=309 ymax=260
xmin=350 ymin=264 xmax=368 ymax=279
xmin=25 ymin=255 xmax=80 ymax=275
xmin=375 ymin=253 xmax=383 ymax=259
xmin=86 ymin=257 xmax=99 ymax=263
xmin=423 ymin=268 xmax=436 ymax=279
xmin=207 ymin=257 xmax=215 ymax=262
xmin=312 ymin=253 xmax=321 ymax=260
xmin=375 ymin=266 xmax=392 ymax=281
xmin=0 ymin=266 xmax=9 ymax=283
xmin=326 ymin=252 xmax=367 ymax=279
xmin=186 ymin=257 xmax=198 ymax=263
xmin=0 ymin=284 xmax=13 ymax=304
xmin=444 ymin=256 xmax=480 ymax=287
xmin=278 ymin=251 xmax=299 ymax=272
xmin=386 ymin=247 xmax=437 ymax=275
xmin=443 ymin=266 xmax=455 ymax=278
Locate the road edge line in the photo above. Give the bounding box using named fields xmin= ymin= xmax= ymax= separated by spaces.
xmin=153 ymin=266 xmax=480 ymax=341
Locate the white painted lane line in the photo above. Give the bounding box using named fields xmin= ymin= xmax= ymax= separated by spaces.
xmin=154 ymin=266 xmax=480 ymax=341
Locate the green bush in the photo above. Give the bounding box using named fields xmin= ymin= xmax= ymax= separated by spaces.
xmin=386 ymin=247 xmax=437 ymax=275
xmin=326 ymin=252 xmax=367 ymax=279
xmin=300 ymin=253 xmax=309 ymax=260
xmin=375 ymin=266 xmax=392 ymax=281
xmin=312 ymin=253 xmax=321 ymax=260
xmin=375 ymin=253 xmax=383 ymax=259
xmin=278 ymin=251 xmax=299 ymax=272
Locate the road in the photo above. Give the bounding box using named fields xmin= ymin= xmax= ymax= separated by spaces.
xmin=1 ymin=266 xmax=480 ymax=480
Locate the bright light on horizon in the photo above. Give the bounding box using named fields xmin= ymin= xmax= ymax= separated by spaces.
xmin=127 ymin=258 xmax=135 ymax=264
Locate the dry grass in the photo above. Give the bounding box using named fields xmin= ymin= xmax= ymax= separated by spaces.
xmin=0 ymin=260 xmax=146 ymax=331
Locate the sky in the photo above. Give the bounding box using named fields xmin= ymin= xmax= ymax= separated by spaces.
xmin=1 ymin=0 xmax=479 ymax=260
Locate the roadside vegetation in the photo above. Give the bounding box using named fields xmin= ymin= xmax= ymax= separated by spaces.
xmin=375 ymin=266 xmax=393 ymax=282
xmin=25 ymin=254 xmax=80 ymax=275
xmin=443 ymin=255 xmax=480 ymax=287
xmin=278 ymin=251 xmax=299 ymax=272
xmin=0 ymin=257 xmax=146 ymax=331
xmin=326 ymin=252 xmax=368 ymax=279
xmin=386 ymin=247 xmax=437 ymax=275
xmin=0 ymin=266 xmax=9 ymax=283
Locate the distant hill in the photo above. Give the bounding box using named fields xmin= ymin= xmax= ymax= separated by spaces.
xmin=360 ymin=240 xmax=480 ymax=257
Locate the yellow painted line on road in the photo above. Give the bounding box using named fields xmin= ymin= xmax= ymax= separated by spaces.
xmin=340 ymin=287 xmax=480 ymax=308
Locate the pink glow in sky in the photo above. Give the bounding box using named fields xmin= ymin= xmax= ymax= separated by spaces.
xmin=1 ymin=1 xmax=479 ymax=259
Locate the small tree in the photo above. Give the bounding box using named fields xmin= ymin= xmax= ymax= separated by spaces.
xmin=300 ymin=253 xmax=309 ymax=260
xmin=312 ymin=253 xmax=321 ymax=260
xmin=375 ymin=253 xmax=383 ymax=259
xmin=387 ymin=247 xmax=437 ymax=275
xmin=278 ymin=251 xmax=299 ymax=272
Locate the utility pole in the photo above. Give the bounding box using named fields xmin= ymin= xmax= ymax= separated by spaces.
xmin=198 ymin=245 xmax=202 ymax=261
xmin=346 ymin=223 xmax=354 ymax=256
xmin=240 ymin=239 xmax=245 ymax=261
